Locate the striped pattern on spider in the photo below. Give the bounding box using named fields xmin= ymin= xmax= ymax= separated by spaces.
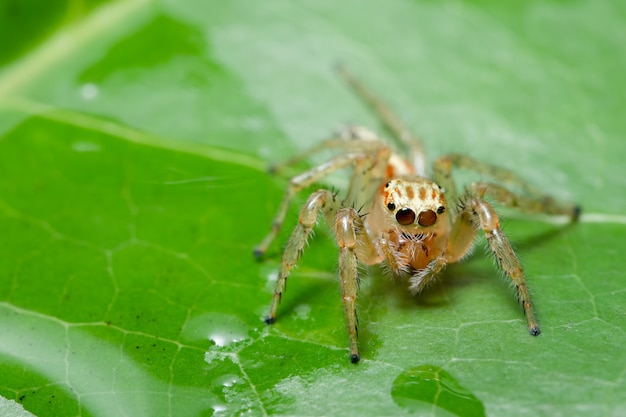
xmin=254 ymin=67 xmax=580 ymax=364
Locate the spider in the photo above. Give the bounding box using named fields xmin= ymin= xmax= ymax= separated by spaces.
xmin=254 ymin=66 xmax=580 ymax=363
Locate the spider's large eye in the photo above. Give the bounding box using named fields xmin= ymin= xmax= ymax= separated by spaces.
xmin=395 ymin=208 xmax=416 ymax=225
xmin=418 ymin=209 xmax=437 ymax=227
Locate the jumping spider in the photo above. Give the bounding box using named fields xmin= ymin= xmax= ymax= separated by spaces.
xmin=254 ymin=66 xmax=580 ymax=363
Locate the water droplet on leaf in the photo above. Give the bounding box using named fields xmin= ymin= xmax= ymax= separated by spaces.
xmin=294 ymin=304 xmax=311 ymax=320
xmin=213 ymin=374 xmax=241 ymax=388
xmin=181 ymin=313 xmax=248 ymax=348
xmin=71 ymin=141 xmax=101 ymax=152
xmin=80 ymin=83 xmax=99 ymax=100
xmin=391 ymin=365 xmax=485 ymax=417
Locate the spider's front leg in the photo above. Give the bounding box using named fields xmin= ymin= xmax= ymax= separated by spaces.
xmin=265 ymin=189 xmax=340 ymax=324
xmin=431 ymin=153 xmax=581 ymax=334
xmin=335 ymin=207 xmax=364 ymax=363
xmin=265 ymin=192 xmax=369 ymax=363
xmin=462 ymin=197 xmax=541 ymax=335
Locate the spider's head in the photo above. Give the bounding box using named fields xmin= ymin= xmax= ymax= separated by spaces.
xmin=370 ymin=178 xmax=449 ymax=237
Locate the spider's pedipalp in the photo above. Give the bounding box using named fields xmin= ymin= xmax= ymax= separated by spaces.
xmin=408 ymin=256 xmax=447 ymax=294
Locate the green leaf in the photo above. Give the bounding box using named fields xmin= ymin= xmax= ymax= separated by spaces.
xmin=1 ymin=1 xmax=625 ymax=416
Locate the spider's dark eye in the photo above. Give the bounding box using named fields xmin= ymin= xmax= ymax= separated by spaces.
xmin=418 ymin=209 xmax=437 ymax=227
xmin=395 ymin=208 xmax=416 ymax=225
xmin=387 ymin=202 xmax=396 ymax=211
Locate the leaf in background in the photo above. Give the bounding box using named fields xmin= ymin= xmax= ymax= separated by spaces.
xmin=0 ymin=0 xmax=109 ymax=66
xmin=1 ymin=0 xmax=625 ymax=416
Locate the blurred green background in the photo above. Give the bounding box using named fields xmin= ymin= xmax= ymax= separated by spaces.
xmin=1 ymin=0 xmax=625 ymax=416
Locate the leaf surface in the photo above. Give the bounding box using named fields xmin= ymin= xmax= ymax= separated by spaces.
xmin=1 ymin=1 xmax=625 ymax=416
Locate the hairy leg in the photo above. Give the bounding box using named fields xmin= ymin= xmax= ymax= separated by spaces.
xmin=265 ymin=189 xmax=340 ymax=323
xmin=335 ymin=207 xmax=364 ymax=363
xmin=469 ymin=181 xmax=580 ymax=219
xmin=434 ymin=154 xmax=580 ymax=220
xmin=466 ymin=197 xmax=540 ymax=335
xmin=336 ymin=65 xmax=427 ymax=176
xmin=254 ymin=152 xmax=376 ymax=258
xmin=432 ymin=152 xmax=583 ymax=335
xmin=269 ymin=129 xmax=388 ymax=174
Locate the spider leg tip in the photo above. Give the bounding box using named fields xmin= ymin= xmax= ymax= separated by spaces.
xmin=253 ymin=248 xmax=265 ymax=260
xmin=572 ymin=205 xmax=582 ymax=222
xmin=529 ymin=326 xmax=541 ymax=336
xmin=264 ymin=316 xmax=276 ymax=325
xmin=350 ymin=353 xmax=360 ymax=364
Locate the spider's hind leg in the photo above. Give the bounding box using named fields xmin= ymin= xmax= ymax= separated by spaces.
xmin=337 ymin=65 xmax=427 ymax=176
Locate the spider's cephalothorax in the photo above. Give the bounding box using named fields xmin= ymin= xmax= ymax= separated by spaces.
xmin=367 ymin=178 xmax=450 ymax=274
xmin=254 ymin=67 xmax=580 ymax=363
